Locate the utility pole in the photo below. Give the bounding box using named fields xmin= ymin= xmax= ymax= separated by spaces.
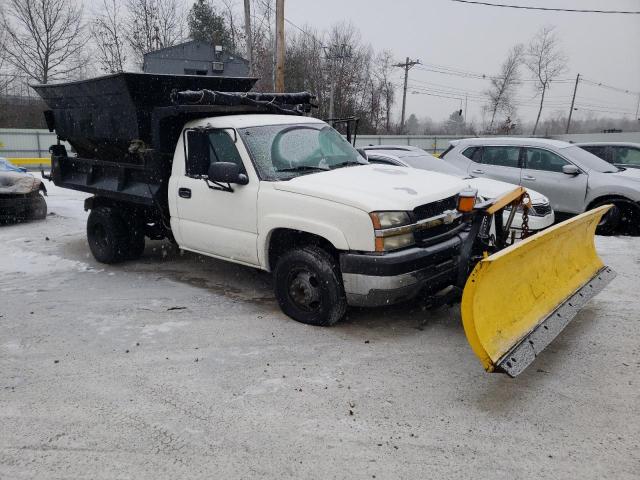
xmin=635 ymin=93 xmax=640 ymax=120
xmin=394 ymin=57 xmax=420 ymax=134
xmin=274 ymin=0 xmax=285 ymax=92
xmin=566 ymin=73 xmax=580 ymax=134
xmin=244 ymin=0 xmax=253 ymax=76
xmin=464 ymin=94 xmax=468 ymax=124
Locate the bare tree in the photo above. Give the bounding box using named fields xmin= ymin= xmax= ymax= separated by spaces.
xmin=92 ymin=0 xmax=128 ymax=73
xmin=125 ymin=0 xmax=186 ymax=67
xmin=373 ymin=50 xmax=396 ymax=133
xmin=2 ymin=0 xmax=86 ymax=84
xmin=525 ymin=26 xmax=567 ymax=135
xmin=484 ymin=44 xmax=523 ymax=133
xmin=220 ymin=0 xmax=241 ymax=53
xmin=0 ymin=29 xmax=15 ymax=94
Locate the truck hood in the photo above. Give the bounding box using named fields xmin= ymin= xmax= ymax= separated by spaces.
xmin=273 ymin=164 xmax=466 ymax=211
xmin=466 ymin=177 xmax=548 ymax=205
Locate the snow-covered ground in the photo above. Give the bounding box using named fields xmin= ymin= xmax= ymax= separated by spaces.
xmin=1 ymin=184 xmax=638 ymax=479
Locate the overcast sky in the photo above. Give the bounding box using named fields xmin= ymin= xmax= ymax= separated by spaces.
xmin=284 ymin=0 xmax=640 ymax=125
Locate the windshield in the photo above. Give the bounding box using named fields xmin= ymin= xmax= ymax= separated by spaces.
xmin=398 ymin=153 xmax=468 ymax=177
xmin=239 ymin=123 xmax=367 ymax=180
xmin=562 ymin=146 xmax=620 ymax=173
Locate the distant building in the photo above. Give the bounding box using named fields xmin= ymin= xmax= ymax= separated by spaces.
xmin=143 ymin=40 xmax=250 ymax=77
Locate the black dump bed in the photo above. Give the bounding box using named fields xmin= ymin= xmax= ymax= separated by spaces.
xmin=33 ymin=73 xmax=314 ymax=210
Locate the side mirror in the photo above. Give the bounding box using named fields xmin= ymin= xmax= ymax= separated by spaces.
xmin=357 ymin=148 xmax=368 ymax=160
xmin=562 ymin=164 xmax=580 ymax=175
xmin=207 ymin=162 xmax=249 ymax=185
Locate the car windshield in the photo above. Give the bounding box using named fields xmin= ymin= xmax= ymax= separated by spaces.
xmin=238 ymin=123 xmax=367 ymax=180
xmin=562 ymin=146 xmax=620 ymax=173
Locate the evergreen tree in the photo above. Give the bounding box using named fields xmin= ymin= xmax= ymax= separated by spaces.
xmin=187 ymin=0 xmax=231 ymax=48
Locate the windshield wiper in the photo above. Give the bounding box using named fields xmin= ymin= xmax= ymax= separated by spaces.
xmin=277 ymin=165 xmax=330 ymax=173
xmin=330 ymin=160 xmax=366 ymax=169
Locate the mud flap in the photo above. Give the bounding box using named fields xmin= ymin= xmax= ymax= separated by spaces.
xmin=461 ymin=205 xmax=616 ymax=377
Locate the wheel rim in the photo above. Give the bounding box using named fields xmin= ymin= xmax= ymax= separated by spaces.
xmin=287 ymin=268 xmax=322 ymax=312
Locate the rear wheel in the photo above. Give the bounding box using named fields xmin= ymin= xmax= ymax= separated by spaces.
xmin=87 ymin=207 xmax=131 ymax=263
xmin=273 ymin=246 xmax=347 ymax=326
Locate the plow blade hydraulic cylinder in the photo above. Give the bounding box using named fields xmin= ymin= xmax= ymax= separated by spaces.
xmin=461 ymin=205 xmax=616 ymax=377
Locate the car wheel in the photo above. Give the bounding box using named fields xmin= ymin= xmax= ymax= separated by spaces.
xmin=273 ymin=246 xmax=347 ymax=326
xmin=593 ymin=201 xmax=621 ymax=235
xmin=29 ymin=194 xmax=47 ymax=220
xmin=87 ymin=207 xmax=130 ymax=263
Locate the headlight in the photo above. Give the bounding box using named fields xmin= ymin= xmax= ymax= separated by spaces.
xmin=370 ymin=211 xmax=411 ymax=229
xmin=378 ymin=233 xmax=415 ymax=251
xmin=370 ymin=211 xmax=414 ymax=251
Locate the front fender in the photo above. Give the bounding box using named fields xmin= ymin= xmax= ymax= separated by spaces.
xmin=258 ymin=215 xmax=350 ymax=270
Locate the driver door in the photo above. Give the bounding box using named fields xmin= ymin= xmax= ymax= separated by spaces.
xmin=174 ymin=129 xmax=260 ymax=266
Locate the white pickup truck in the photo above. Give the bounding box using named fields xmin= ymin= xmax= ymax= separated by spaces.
xmin=35 ymin=75 xmax=513 ymax=327
xmin=168 ymin=114 xmax=480 ymax=325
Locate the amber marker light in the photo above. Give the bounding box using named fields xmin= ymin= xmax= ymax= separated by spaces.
xmin=457 ymin=188 xmax=477 ymax=213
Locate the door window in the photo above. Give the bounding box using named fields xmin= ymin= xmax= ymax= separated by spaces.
xmin=186 ymin=130 xmax=245 ymax=177
xmin=524 ymin=148 xmax=569 ymax=173
xmin=613 ymin=146 xmax=640 ymax=166
xmin=480 ymin=146 xmax=521 ymax=168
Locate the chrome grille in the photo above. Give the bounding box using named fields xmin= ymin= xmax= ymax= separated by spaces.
xmin=413 ymin=195 xmax=457 ymax=221
xmin=532 ymin=203 xmax=552 ymax=217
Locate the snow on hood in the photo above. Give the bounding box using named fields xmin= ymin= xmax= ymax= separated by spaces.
xmin=612 ymin=167 xmax=640 ymax=183
xmin=273 ymin=164 xmax=467 ymax=212
xmin=465 ymin=177 xmax=548 ymax=204
xmin=0 ymin=171 xmax=42 ymax=195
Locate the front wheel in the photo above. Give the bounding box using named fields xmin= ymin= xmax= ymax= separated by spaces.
xmin=593 ymin=201 xmax=622 ymax=235
xmin=29 ymin=194 xmax=47 ymax=220
xmin=273 ymin=246 xmax=347 ymax=326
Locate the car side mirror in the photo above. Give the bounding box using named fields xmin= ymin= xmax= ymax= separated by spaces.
xmin=207 ymin=162 xmax=249 ymax=185
xmin=562 ymin=164 xmax=580 ymax=175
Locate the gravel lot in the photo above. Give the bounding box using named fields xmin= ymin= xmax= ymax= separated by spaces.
xmin=1 ymin=185 xmax=639 ymax=479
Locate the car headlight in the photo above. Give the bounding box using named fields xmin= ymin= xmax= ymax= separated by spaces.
xmin=369 ymin=211 xmax=411 ymax=229
xmin=370 ymin=211 xmax=414 ymax=251
xmin=378 ymin=232 xmax=415 ymax=251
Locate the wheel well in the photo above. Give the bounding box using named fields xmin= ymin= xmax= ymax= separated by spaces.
xmin=85 ymin=197 xmax=168 ymax=240
xmin=268 ymin=229 xmax=339 ymax=271
xmin=587 ymin=195 xmax=638 ymax=211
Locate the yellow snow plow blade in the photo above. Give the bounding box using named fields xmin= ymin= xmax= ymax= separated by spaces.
xmin=462 ymin=205 xmax=616 ymax=377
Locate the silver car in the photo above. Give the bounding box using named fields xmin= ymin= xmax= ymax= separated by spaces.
xmin=442 ymin=137 xmax=640 ymax=234
xmin=576 ymin=142 xmax=640 ymax=170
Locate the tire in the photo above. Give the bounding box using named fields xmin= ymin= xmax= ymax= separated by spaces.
xmin=29 ymin=194 xmax=47 ymax=220
xmin=273 ymin=246 xmax=347 ymax=326
xmin=87 ymin=207 xmax=131 ymax=263
xmin=593 ymin=201 xmax=622 ymax=235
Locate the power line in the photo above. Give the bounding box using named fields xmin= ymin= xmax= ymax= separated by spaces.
xmin=450 ymin=0 xmax=640 ymax=14
xmin=581 ymin=78 xmax=640 ymax=96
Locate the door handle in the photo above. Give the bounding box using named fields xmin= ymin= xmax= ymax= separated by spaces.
xmin=522 ymin=175 xmax=536 ymax=181
xmin=178 ymin=188 xmax=192 ymax=199
xmin=471 ymin=169 xmax=485 ymax=174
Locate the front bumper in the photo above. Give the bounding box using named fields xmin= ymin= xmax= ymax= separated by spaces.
xmin=340 ymin=232 xmax=470 ymax=307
